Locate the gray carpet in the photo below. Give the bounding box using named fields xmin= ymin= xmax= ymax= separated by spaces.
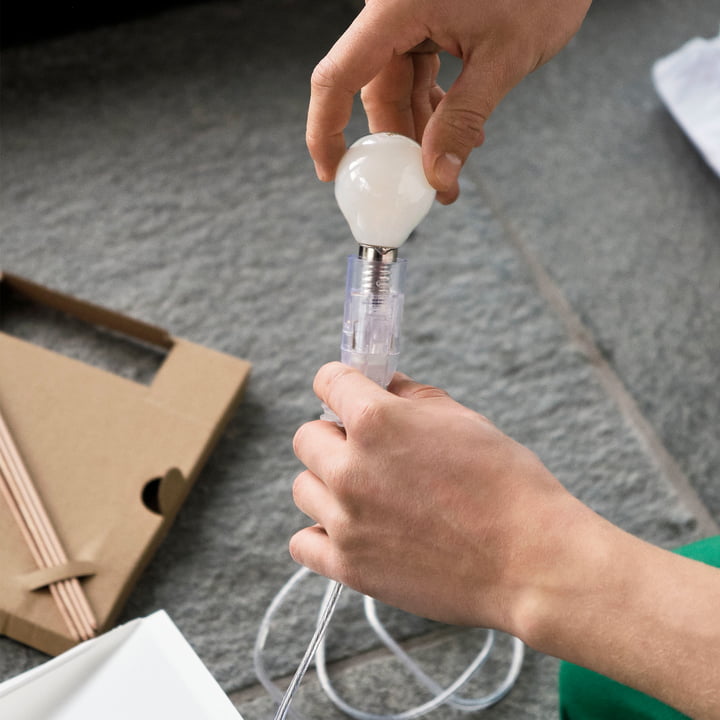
xmin=1 ymin=1 xmax=718 ymax=718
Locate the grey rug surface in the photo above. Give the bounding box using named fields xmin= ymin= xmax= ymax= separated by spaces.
xmin=1 ymin=1 xmax=718 ymax=718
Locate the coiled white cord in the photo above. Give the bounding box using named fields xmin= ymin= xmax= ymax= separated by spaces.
xmin=254 ymin=566 xmax=524 ymax=720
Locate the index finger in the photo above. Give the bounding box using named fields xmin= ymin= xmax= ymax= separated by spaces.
xmin=313 ymin=362 xmax=391 ymax=431
xmin=306 ymin=1 xmax=428 ymax=180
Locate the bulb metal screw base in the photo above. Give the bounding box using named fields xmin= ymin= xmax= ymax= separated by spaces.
xmin=358 ymin=245 xmax=398 ymax=263
xmin=358 ymin=245 xmax=398 ymax=300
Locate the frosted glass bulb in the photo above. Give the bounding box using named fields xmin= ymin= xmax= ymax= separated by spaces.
xmin=334 ymin=133 xmax=436 ymax=249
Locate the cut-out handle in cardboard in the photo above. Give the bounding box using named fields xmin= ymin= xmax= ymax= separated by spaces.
xmin=0 ymin=283 xmax=168 ymax=387
xmin=141 ymin=468 xmax=187 ymax=517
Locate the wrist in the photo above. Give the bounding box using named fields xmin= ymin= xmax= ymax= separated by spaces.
xmin=507 ymin=496 xmax=622 ymax=652
xmin=509 ymin=508 xmax=720 ymax=718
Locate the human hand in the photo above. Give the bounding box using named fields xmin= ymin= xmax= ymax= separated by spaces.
xmin=290 ymin=362 xmax=590 ymax=633
xmin=306 ymin=0 xmax=591 ymax=204
xmin=291 ymin=364 xmax=720 ymax=718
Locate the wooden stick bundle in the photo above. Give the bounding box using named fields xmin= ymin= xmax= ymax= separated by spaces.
xmin=0 ymin=407 xmax=96 ymax=642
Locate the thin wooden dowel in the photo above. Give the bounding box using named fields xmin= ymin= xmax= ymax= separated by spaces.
xmin=0 ymin=433 xmax=88 ymax=640
xmin=0 ymin=464 xmax=81 ymax=642
xmin=0 ymin=435 xmax=93 ymax=640
xmin=0 ymin=432 xmax=95 ymax=640
xmin=0 ymin=410 xmax=96 ymax=640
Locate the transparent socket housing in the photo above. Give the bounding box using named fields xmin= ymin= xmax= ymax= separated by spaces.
xmin=341 ymin=252 xmax=407 ymax=389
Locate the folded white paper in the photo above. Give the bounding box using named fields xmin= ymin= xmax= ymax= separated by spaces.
xmin=652 ymin=30 xmax=720 ymax=178
xmin=0 ymin=610 xmax=243 ymax=720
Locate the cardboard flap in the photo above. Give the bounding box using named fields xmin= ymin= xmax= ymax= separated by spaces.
xmin=0 ymin=271 xmax=173 ymax=350
xmin=23 ymin=562 xmax=98 ymax=592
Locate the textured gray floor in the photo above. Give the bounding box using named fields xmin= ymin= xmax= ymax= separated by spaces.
xmin=475 ymin=0 xmax=720 ymax=522
xmin=1 ymin=1 xmax=718 ymax=718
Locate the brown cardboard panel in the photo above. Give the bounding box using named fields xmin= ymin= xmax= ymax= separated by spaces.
xmin=0 ymin=271 xmax=251 ymax=655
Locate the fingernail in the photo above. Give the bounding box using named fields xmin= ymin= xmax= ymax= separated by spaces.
xmin=314 ymin=161 xmax=332 ymax=183
xmin=433 ymin=153 xmax=462 ymax=191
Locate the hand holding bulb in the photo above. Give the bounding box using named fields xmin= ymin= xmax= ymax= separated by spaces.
xmin=306 ymin=0 xmax=591 ymax=203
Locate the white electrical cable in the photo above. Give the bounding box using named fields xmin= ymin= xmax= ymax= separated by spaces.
xmin=269 ymin=576 xmax=344 ymax=720
xmin=254 ymin=567 xmax=524 ymax=720
xmin=335 ymin=597 xmax=525 ymax=713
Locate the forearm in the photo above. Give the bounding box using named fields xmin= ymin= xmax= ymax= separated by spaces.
xmin=514 ymin=504 xmax=720 ymax=719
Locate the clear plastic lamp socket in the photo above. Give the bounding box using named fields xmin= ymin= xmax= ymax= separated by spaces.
xmin=332 ymin=133 xmax=436 ymax=392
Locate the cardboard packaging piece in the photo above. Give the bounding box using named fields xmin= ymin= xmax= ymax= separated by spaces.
xmin=0 ymin=610 xmax=244 ymax=719
xmin=0 ymin=271 xmax=251 ymax=655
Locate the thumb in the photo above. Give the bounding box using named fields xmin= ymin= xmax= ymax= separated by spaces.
xmin=313 ymin=362 xmax=391 ymax=429
xmin=387 ymin=372 xmax=454 ymax=402
xmin=422 ymin=58 xmax=504 ymax=202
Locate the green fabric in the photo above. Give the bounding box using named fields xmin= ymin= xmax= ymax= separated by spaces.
xmin=558 ymin=535 xmax=720 ymax=720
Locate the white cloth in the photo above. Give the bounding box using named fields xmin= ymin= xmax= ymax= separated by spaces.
xmin=652 ymin=29 xmax=720 ymax=178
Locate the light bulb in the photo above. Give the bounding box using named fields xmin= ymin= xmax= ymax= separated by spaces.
xmin=334 ymin=133 xmax=436 ymax=249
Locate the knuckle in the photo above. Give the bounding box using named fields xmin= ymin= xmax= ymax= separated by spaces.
xmin=305 ymin=127 xmax=320 ymax=154
xmin=352 ymin=397 xmax=393 ymax=439
xmin=329 ymin=455 xmax=357 ymax=499
xmin=336 ymin=555 xmax=364 ymax=593
xmin=409 ymin=384 xmax=450 ymax=401
xmin=288 ymin=533 xmax=302 ymax=563
xmin=291 ymin=423 xmax=308 ymax=458
xmin=291 ymin=471 xmax=307 ymax=506
xmin=441 ymin=106 xmax=487 ymax=148
xmin=332 ymin=508 xmax=356 ymax=547
xmin=311 ymin=56 xmax=343 ymax=92
xmin=317 ymin=361 xmax=350 ymax=402
xmin=475 ymin=411 xmax=493 ymax=426
xmin=361 ymin=86 xmax=412 ymax=114
xmin=333 ymin=542 xmax=372 ymax=597
xmin=325 ymin=548 xmax=355 ymax=588
xmin=291 ymin=428 xmax=302 ymax=457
